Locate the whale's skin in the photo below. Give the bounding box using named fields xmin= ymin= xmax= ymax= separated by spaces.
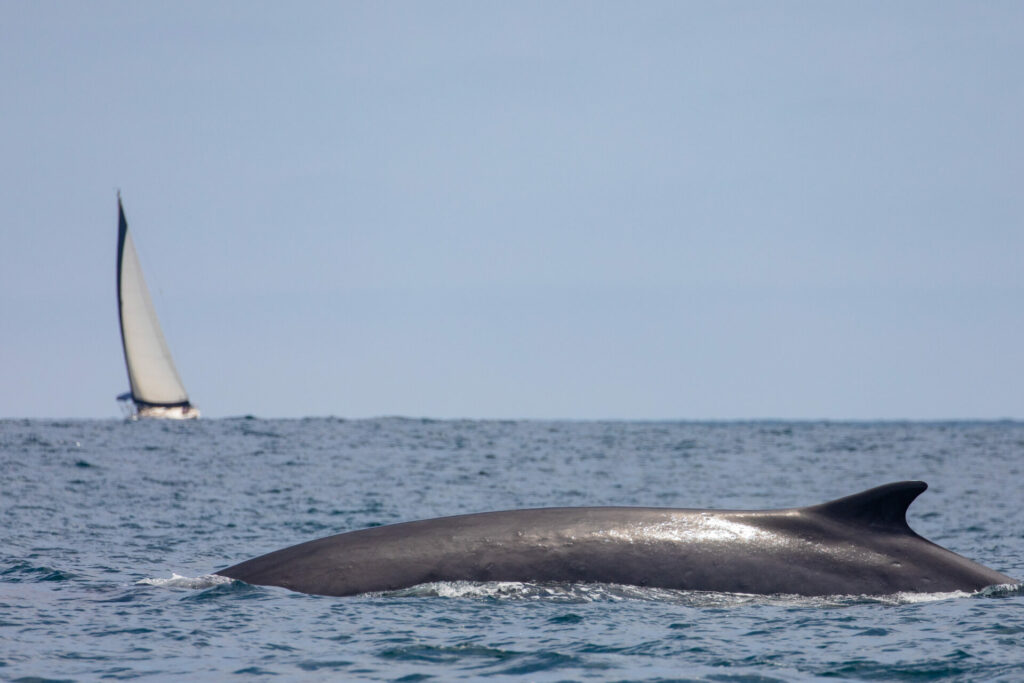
xmin=217 ymin=481 xmax=1016 ymax=597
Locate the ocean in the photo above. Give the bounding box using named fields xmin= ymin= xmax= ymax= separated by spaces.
xmin=2 ymin=418 xmax=1022 ymax=681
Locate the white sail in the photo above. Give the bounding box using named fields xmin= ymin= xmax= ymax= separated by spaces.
xmin=117 ymin=197 xmax=198 ymax=418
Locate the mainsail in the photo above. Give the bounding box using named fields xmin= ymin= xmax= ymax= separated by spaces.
xmin=116 ymin=196 xmax=199 ymax=419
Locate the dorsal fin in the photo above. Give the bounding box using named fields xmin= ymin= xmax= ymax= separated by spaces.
xmin=807 ymin=481 xmax=927 ymax=532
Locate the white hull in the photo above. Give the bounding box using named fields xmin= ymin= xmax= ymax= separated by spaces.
xmin=136 ymin=404 xmax=201 ymax=420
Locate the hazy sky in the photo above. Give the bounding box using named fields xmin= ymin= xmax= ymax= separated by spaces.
xmin=2 ymin=2 xmax=1022 ymax=419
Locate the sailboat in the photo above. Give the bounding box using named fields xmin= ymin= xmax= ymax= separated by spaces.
xmin=116 ymin=195 xmax=200 ymax=419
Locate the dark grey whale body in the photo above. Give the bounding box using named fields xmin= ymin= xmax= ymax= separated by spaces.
xmin=217 ymin=481 xmax=1015 ymax=597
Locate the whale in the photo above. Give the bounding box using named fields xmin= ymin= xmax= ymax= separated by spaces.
xmin=216 ymin=481 xmax=1016 ymax=597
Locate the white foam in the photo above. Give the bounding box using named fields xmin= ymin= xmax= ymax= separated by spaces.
xmin=851 ymin=583 xmax=1023 ymax=605
xmin=382 ymin=581 xmax=564 ymax=600
xmin=375 ymin=580 xmax=1020 ymax=606
xmin=429 ymin=581 xmax=538 ymax=599
xmin=381 ymin=581 xmax=782 ymax=605
xmin=883 ymin=590 xmax=971 ymax=604
xmin=975 ymin=582 xmax=1024 ymax=598
xmin=137 ymin=573 xmax=234 ymax=590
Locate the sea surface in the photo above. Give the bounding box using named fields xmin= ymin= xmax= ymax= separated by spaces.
xmin=1 ymin=419 xmax=1023 ymax=681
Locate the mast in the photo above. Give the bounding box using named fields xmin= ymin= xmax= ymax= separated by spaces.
xmin=116 ymin=193 xmax=132 ymax=404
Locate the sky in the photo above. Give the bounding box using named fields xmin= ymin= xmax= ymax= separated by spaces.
xmin=1 ymin=1 xmax=1022 ymax=420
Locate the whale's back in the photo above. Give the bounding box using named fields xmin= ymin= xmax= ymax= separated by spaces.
xmin=217 ymin=482 xmax=1016 ymax=597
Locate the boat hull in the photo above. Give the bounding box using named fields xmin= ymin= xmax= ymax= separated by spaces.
xmin=135 ymin=404 xmax=200 ymax=420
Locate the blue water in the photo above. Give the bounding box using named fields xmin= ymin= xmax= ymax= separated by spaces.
xmin=2 ymin=419 xmax=1023 ymax=681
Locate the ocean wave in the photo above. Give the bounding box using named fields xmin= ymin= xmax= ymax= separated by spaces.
xmin=374 ymin=580 xmax=1018 ymax=606
xmin=137 ymin=573 xmax=234 ymax=590
xmin=976 ymin=582 xmax=1024 ymax=598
